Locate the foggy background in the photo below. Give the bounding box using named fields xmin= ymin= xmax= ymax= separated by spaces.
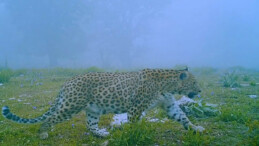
xmin=0 ymin=0 xmax=258 ymax=69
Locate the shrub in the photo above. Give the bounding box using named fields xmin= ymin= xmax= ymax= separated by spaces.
xmin=242 ymin=75 xmax=250 ymax=81
xmin=250 ymin=81 xmax=256 ymax=86
xmin=220 ymin=71 xmax=240 ymax=88
xmin=0 ymin=68 xmax=13 ymax=83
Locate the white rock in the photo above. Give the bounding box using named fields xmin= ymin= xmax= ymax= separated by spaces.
xmin=0 ymin=83 xmax=3 ymax=86
xmin=19 ymin=94 xmax=32 ymax=98
xmin=248 ymin=95 xmax=257 ymax=98
xmin=9 ymin=97 xmax=16 ymax=100
xmin=23 ymin=103 xmax=31 ymax=105
xmin=17 ymin=99 xmax=22 ymax=102
xmin=206 ymin=103 xmax=218 ymax=107
xmin=240 ymin=84 xmax=249 ymax=87
xmin=111 ymin=113 xmax=128 ymax=126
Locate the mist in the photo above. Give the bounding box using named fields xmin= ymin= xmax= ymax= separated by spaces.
xmin=0 ymin=0 xmax=258 ymax=69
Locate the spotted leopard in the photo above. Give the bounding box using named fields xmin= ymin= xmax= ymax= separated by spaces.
xmin=2 ymin=68 xmax=203 ymax=139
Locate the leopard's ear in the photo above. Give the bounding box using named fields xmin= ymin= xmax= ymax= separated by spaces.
xmin=185 ymin=67 xmax=188 ymax=71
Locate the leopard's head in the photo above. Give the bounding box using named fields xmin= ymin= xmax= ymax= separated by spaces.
xmin=174 ymin=68 xmax=201 ymax=98
xmin=142 ymin=68 xmax=201 ymax=98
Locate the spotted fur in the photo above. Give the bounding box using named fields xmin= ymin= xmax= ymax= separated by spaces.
xmin=2 ymin=68 xmax=202 ymax=139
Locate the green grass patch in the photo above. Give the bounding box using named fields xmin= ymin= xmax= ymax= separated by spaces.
xmin=0 ymin=68 xmax=13 ymax=83
xmin=110 ymin=119 xmax=156 ymax=146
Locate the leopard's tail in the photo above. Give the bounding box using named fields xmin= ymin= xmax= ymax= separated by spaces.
xmin=2 ymin=106 xmax=54 ymax=124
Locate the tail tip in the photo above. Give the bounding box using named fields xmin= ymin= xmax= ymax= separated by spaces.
xmin=2 ymin=106 xmax=10 ymax=116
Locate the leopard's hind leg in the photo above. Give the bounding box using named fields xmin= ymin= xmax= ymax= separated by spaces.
xmin=39 ymin=105 xmax=83 ymax=139
xmin=85 ymin=104 xmax=109 ymax=137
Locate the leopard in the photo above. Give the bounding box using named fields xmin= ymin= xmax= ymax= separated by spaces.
xmin=2 ymin=68 xmax=204 ymax=139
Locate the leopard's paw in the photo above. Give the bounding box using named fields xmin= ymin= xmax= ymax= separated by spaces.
xmin=39 ymin=132 xmax=48 ymax=139
xmin=195 ymin=126 xmax=205 ymax=132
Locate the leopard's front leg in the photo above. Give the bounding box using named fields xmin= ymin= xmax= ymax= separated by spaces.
xmin=162 ymin=95 xmax=205 ymax=132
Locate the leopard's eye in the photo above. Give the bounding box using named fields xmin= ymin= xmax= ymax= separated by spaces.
xmin=179 ymin=72 xmax=187 ymax=80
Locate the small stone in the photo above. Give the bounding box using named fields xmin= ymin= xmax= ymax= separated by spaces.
xmin=23 ymin=103 xmax=31 ymax=105
xmin=9 ymin=97 xmax=16 ymax=100
xmin=248 ymin=95 xmax=257 ymax=98
xmin=17 ymin=99 xmax=22 ymax=102
xmin=0 ymin=83 xmax=3 ymax=86
xmin=84 ymin=132 xmax=90 ymax=135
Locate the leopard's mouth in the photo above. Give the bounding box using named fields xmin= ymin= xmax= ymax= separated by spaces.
xmin=187 ymin=92 xmax=197 ymax=98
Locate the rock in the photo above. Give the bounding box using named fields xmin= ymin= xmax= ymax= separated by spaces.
xmin=111 ymin=113 xmax=128 ymax=126
xmin=240 ymin=83 xmax=249 ymax=87
xmin=17 ymin=99 xmax=22 ymax=102
xmin=19 ymin=94 xmax=32 ymax=98
xmin=0 ymin=83 xmax=3 ymax=86
xmin=206 ymin=103 xmax=218 ymax=107
xmin=23 ymin=103 xmax=31 ymax=105
xmin=248 ymin=95 xmax=257 ymax=98
xmin=9 ymin=97 xmax=16 ymax=100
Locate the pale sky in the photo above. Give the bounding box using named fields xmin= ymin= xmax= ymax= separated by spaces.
xmin=0 ymin=0 xmax=258 ymax=69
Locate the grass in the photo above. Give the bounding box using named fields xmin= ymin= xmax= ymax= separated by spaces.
xmin=109 ymin=119 xmax=156 ymax=146
xmin=0 ymin=67 xmax=258 ymax=145
xmin=0 ymin=68 xmax=13 ymax=83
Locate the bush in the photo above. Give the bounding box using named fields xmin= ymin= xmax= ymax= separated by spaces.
xmin=0 ymin=68 xmax=13 ymax=83
xmin=220 ymin=71 xmax=240 ymax=88
xmin=242 ymin=75 xmax=250 ymax=81
xmin=250 ymin=81 xmax=256 ymax=86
